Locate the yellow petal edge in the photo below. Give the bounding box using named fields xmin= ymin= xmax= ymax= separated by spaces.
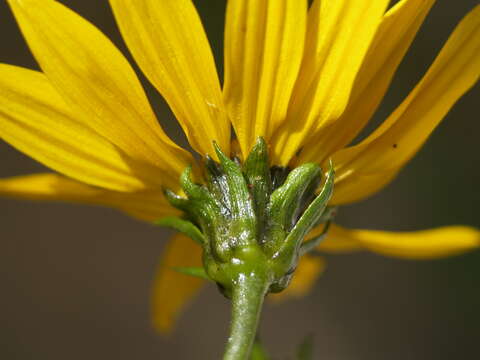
xmin=110 ymin=0 xmax=230 ymax=156
xmin=0 ymin=173 xmax=178 ymax=222
xmin=151 ymin=233 xmax=204 ymax=333
xmin=322 ymin=224 xmax=480 ymax=260
xmin=332 ymin=5 xmax=480 ymax=204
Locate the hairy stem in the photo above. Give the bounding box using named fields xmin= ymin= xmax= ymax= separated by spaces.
xmin=223 ymin=272 xmax=269 ymax=360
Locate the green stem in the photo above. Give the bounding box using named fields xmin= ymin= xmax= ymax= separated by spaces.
xmin=223 ymin=272 xmax=269 ymax=360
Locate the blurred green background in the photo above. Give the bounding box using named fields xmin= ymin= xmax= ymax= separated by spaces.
xmin=1 ymin=1 xmax=479 ymax=359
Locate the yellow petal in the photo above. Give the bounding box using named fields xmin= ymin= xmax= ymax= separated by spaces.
xmin=308 ymin=223 xmax=362 ymax=253
xmin=151 ymin=233 xmax=204 ymax=333
xmin=109 ymin=0 xmax=230 ymax=156
xmin=270 ymin=0 xmax=389 ymax=165
xmin=328 ymin=224 xmax=480 ymax=259
xmin=332 ymin=5 xmax=480 ymax=203
xmin=224 ymin=0 xmax=307 ymax=157
xmin=0 ymin=173 xmax=179 ymax=222
xmin=108 ymin=190 xmax=180 ymax=223
xmin=269 ymin=255 xmax=325 ymax=302
xmin=300 ymin=0 xmax=436 ymax=163
xmin=0 ymin=64 xmax=161 ymax=192
xmin=331 ymin=168 xmax=400 ymax=205
xmin=7 ymin=0 xmax=191 ymax=189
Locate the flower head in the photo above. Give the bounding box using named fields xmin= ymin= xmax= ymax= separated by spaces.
xmin=1 ymin=0 xmax=479 ymax=332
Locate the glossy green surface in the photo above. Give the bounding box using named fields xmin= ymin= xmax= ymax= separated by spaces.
xmin=160 ymin=138 xmax=335 ymax=359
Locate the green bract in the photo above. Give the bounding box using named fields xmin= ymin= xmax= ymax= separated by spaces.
xmin=159 ymin=138 xmax=335 ymax=297
xmin=158 ymin=137 xmax=335 ymax=359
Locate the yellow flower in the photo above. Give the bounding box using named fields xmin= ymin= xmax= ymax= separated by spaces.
xmin=1 ymin=0 xmax=479 ymax=332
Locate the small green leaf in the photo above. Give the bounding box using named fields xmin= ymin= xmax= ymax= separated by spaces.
xmin=300 ymin=206 xmax=338 ymax=255
xmin=213 ymin=141 xmax=257 ymax=246
xmin=155 ymin=217 xmax=205 ymax=245
xmin=213 ymin=142 xmax=255 ymax=219
xmin=180 ymin=166 xmax=208 ymax=200
xmin=172 ymin=267 xmax=211 ymax=281
xmin=269 ymin=163 xmax=322 ymax=229
xmin=176 ymin=166 xmax=221 ymax=235
xmin=300 ymin=221 xmax=331 ymax=256
xmin=163 ymin=188 xmax=189 ymax=211
xmin=204 ymin=155 xmax=232 ymax=213
xmin=265 ymin=162 xmax=322 ymax=254
xmin=243 ymin=137 xmax=271 ymax=238
xmin=313 ymin=206 xmax=338 ymax=228
xmin=285 ymin=160 xmax=335 ymax=250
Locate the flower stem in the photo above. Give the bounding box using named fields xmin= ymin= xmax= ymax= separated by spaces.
xmin=223 ymin=271 xmax=270 ymax=360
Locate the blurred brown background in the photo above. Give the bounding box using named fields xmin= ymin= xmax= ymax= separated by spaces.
xmin=1 ymin=1 xmax=479 ymax=359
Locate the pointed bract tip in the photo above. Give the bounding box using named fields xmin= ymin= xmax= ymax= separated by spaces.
xmin=326 ymin=159 xmax=335 ymax=176
xmin=212 ymin=141 xmax=229 ymax=162
xmin=253 ymin=136 xmax=267 ymax=149
xmin=179 ymin=164 xmax=193 ymax=184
